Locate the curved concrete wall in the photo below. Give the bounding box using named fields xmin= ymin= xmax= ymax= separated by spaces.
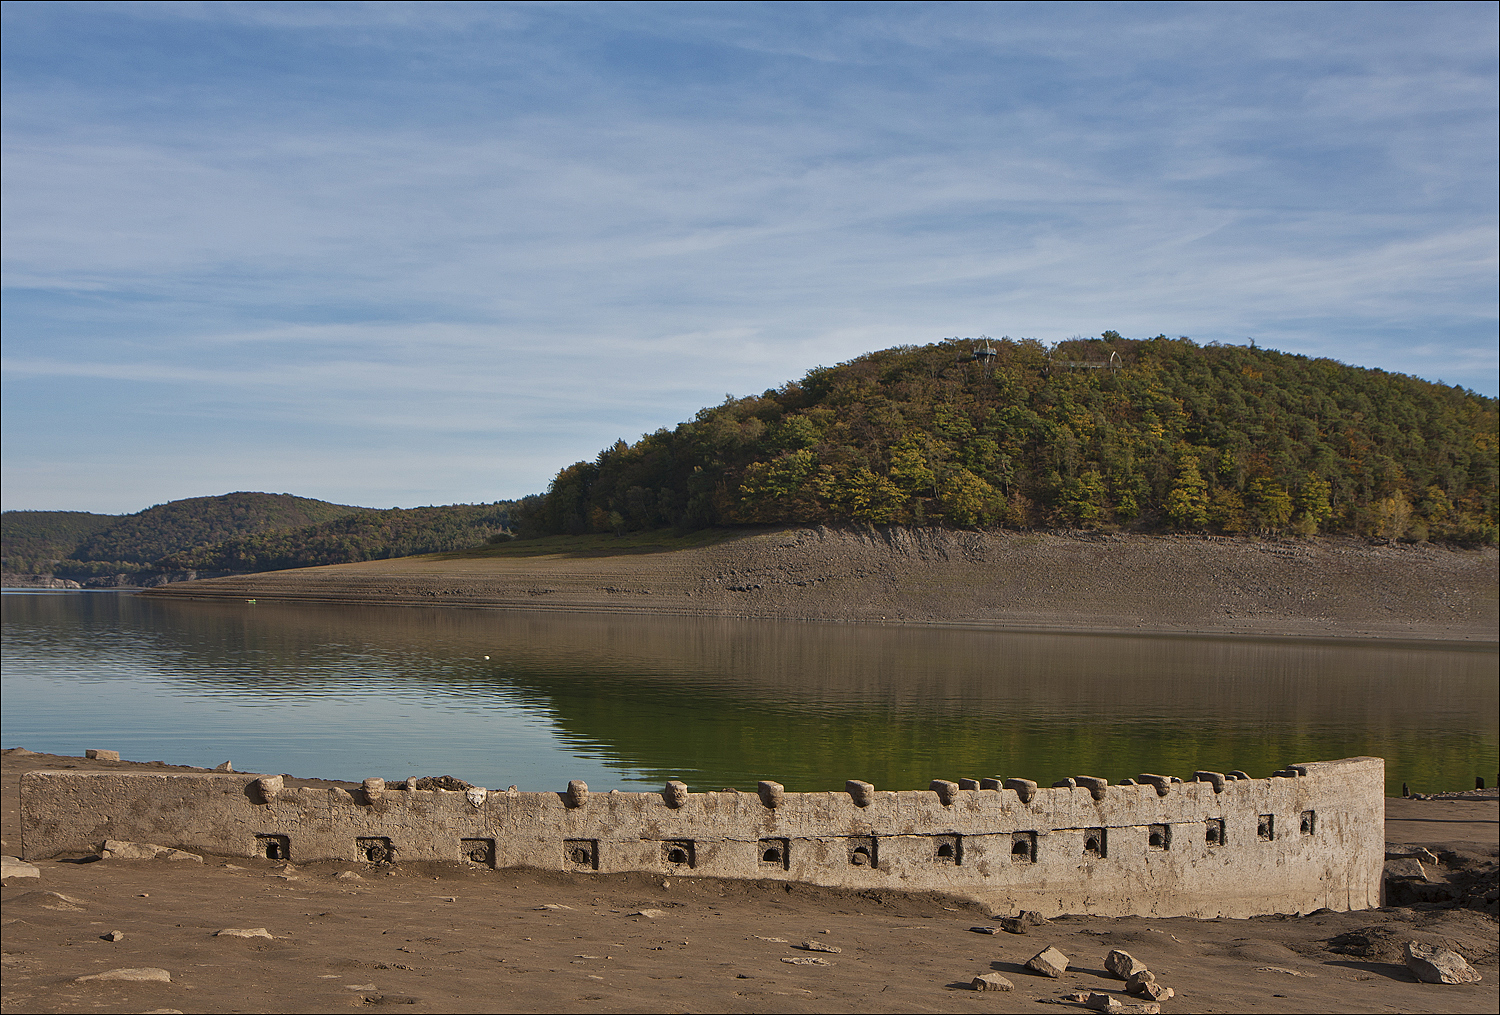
xmin=20 ymin=756 xmax=1383 ymax=919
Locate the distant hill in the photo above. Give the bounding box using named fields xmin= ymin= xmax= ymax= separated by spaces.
xmin=3 ymin=492 xmax=519 ymax=583
xmin=0 ymin=511 xmax=119 ymax=571
xmin=156 ymin=504 xmax=516 ymax=573
xmin=67 ymin=492 xmax=361 ymax=564
xmin=518 ymin=335 xmax=1498 ymax=544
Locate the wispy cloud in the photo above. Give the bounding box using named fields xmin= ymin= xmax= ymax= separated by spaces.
xmin=3 ymin=3 xmax=1495 ymax=511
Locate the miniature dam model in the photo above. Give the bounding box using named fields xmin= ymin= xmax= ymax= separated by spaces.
xmin=20 ymin=756 xmax=1384 ymax=919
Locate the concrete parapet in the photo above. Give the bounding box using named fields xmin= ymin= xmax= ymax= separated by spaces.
xmin=19 ymin=757 xmax=1384 ymax=919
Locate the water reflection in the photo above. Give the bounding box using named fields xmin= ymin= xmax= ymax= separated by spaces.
xmin=2 ymin=591 xmax=1494 ymax=795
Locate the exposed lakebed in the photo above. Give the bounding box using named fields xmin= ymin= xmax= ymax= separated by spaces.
xmin=2 ymin=590 xmax=1495 ymax=795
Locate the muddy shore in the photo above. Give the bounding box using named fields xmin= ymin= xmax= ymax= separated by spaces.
xmin=140 ymin=528 xmax=1499 ymax=643
xmin=2 ymin=750 xmax=1496 ymax=1014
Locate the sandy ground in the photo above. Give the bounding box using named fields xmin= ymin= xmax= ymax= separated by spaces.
xmin=141 ymin=528 xmax=1500 ymax=643
xmin=2 ymin=751 xmax=1495 ymax=1015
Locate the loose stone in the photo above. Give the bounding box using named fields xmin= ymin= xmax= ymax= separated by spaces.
xmin=98 ymin=840 xmax=202 ymax=863
xmin=798 ymin=940 xmax=842 ymax=953
xmin=971 ymin=972 xmax=1014 ymax=991
xmin=215 ymin=928 xmax=273 ymax=939
xmin=1 ymin=856 xmax=41 ymax=879
xmin=1105 ymin=949 xmax=1148 ymax=979
xmin=1025 ymin=946 xmax=1069 ymax=977
xmin=75 ymin=967 xmax=171 ymax=983
xmin=1085 ymin=992 xmax=1123 ymax=1011
xmin=103 ymin=930 xmax=125 ymax=942
xmin=781 ymin=956 xmax=829 ymax=965
xmin=1405 ymin=941 xmax=1483 ymax=984
xmin=85 ymin=749 xmax=120 ymax=761
xmin=998 ymin=916 xmax=1028 ymax=934
xmin=969 ymin=925 xmax=1001 ymax=935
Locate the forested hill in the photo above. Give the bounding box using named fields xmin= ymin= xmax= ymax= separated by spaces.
xmin=3 ymin=494 xmax=518 ymax=581
xmin=2 ymin=492 xmax=359 ymax=576
xmin=77 ymin=492 xmax=360 ymax=564
xmin=520 ymin=335 xmax=1498 ymax=544
xmin=155 ymin=504 xmax=515 ymax=573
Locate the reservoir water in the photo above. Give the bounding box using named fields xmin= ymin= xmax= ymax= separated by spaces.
xmin=2 ymin=590 xmax=1495 ymax=796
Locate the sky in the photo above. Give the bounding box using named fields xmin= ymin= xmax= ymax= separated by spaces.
xmin=3 ymin=1 xmax=1496 ymax=514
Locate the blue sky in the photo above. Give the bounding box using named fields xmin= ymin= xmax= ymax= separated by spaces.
xmin=3 ymin=2 xmax=1496 ymax=513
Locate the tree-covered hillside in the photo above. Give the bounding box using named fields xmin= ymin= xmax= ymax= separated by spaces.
xmin=0 ymin=511 xmax=119 ymax=571
xmin=520 ymin=335 xmax=1498 ymax=544
xmin=67 ymin=492 xmax=361 ymax=564
xmin=157 ymin=504 xmax=515 ymax=573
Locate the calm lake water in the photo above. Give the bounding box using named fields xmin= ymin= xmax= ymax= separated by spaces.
xmin=2 ymin=590 xmax=1495 ymax=796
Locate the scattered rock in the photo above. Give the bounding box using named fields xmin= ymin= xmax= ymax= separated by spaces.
xmin=214 ymin=760 xmax=233 ymax=771
xmin=1385 ymin=857 xmax=1428 ymax=882
xmin=970 ymin=925 xmax=1001 ymax=935
xmin=535 ymin=904 xmax=573 ymax=911
xmin=1128 ymin=980 xmax=1173 ymax=1000
xmin=1085 ymin=992 xmax=1123 ymax=1011
xmin=781 ymin=956 xmax=829 ymax=965
xmin=1105 ymin=949 xmax=1147 ymax=979
xmin=1021 ymin=911 xmax=1049 ymax=926
xmin=628 ymin=909 xmax=664 ymax=919
xmin=215 ymin=928 xmax=273 ymax=939
xmin=1126 ymin=970 xmax=1155 ymax=987
xmin=103 ymin=930 xmax=125 ymax=942
xmin=798 ymin=940 xmax=841 ymax=954
xmin=971 ymin=972 xmax=1013 ymax=991
xmin=75 ymin=967 xmax=171 ymax=983
xmin=334 ymin=870 xmax=364 ymax=881
xmin=98 ymin=840 xmax=202 ymax=863
xmin=85 ymin=749 xmax=120 ymax=761
xmin=1 ymin=856 xmax=40 ymax=879
xmin=1256 ymin=966 xmax=1313 ymax=977
xmin=1405 ymin=941 xmax=1483 ymax=984
xmin=1026 ymin=946 xmax=1069 ymax=978
xmin=999 ymin=916 xmax=1029 ymax=934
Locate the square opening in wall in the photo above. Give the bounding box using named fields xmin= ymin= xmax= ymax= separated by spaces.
xmin=255 ymin=834 xmax=289 ymax=861
xmin=1011 ymin=831 xmax=1036 ymax=864
xmin=565 ymin=839 xmax=599 ymax=870
xmin=845 ymin=836 xmax=878 ymax=868
xmin=1258 ymin=814 xmax=1275 ymax=840
xmin=932 ymin=834 xmax=962 ymax=865
xmin=1148 ymin=824 xmax=1171 ymax=850
xmin=356 ymin=837 xmax=394 ymax=863
xmin=1205 ymin=818 xmax=1226 ymax=847
xmin=461 ymin=838 xmax=495 ymax=867
xmin=1299 ymin=810 xmax=1316 ymax=835
xmin=662 ymin=840 xmax=696 ymax=868
xmin=758 ymin=838 xmax=790 ymax=870
xmin=1084 ymin=828 xmax=1106 ymax=858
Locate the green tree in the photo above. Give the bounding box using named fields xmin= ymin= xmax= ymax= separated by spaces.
xmin=1165 ymin=459 xmax=1209 ymax=529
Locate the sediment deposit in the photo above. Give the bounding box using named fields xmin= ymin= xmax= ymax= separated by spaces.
xmin=142 ymin=527 xmax=1499 ymax=641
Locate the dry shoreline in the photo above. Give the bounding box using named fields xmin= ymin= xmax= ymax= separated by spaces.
xmin=2 ymin=751 xmax=1496 ymax=1014
xmin=140 ymin=527 xmax=1500 ymax=644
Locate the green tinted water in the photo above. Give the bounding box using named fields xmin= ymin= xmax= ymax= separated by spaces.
xmin=2 ymin=591 xmax=1494 ymax=796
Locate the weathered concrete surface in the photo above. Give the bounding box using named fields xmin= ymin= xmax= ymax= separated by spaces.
xmin=20 ymin=757 xmax=1384 ymax=919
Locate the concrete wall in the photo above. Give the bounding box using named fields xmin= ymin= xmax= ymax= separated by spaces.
xmin=20 ymin=756 xmax=1383 ymax=919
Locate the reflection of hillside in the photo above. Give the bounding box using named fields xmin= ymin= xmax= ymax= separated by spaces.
xmin=5 ymin=594 xmax=1495 ymax=793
